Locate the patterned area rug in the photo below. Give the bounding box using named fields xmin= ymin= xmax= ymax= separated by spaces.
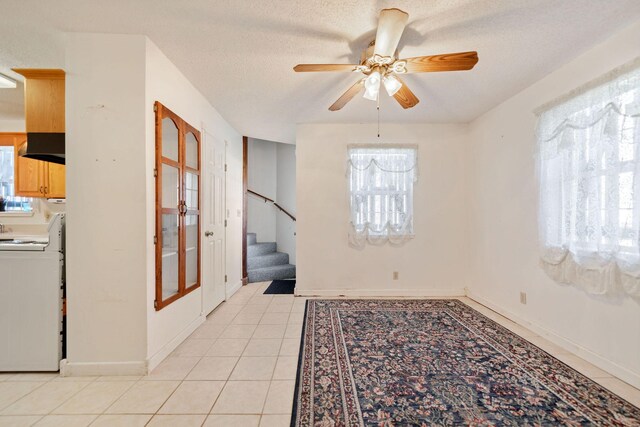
xmin=291 ymin=299 xmax=640 ymax=426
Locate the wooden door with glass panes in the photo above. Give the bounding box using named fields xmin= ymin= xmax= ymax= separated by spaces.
xmin=154 ymin=102 xmax=201 ymax=310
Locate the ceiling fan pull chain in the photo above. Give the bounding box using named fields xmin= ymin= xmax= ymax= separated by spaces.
xmin=377 ymin=96 xmax=381 ymax=138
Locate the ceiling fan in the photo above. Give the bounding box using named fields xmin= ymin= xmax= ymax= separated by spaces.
xmin=293 ymin=8 xmax=478 ymax=111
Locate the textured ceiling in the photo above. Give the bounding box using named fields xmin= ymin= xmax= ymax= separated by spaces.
xmin=0 ymin=0 xmax=639 ymax=142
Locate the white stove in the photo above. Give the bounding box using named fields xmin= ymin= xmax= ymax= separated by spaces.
xmin=0 ymin=238 xmax=49 ymax=251
xmin=0 ymin=213 xmax=64 ymax=371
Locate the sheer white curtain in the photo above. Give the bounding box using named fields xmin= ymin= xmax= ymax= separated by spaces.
xmin=536 ymin=61 xmax=640 ymax=297
xmin=348 ymin=145 xmax=417 ymax=247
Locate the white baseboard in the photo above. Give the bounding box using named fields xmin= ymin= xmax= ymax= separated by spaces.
xmin=146 ymin=314 xmax=206 ymax=373
xmin=466 ymin=291 xmax=640 ymax=389
xmin=59 ymin=359 xmax=147 ymax=377
xmin=226 ymin=280 xmax=243 ymax=300
xmin=295 ymin=288 xmax=465 ymax=297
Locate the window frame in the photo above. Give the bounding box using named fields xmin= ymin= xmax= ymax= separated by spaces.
xmin=0 ymin=133 xmax=33 ymax=214
xmin=539 ymin=119 xmax=638 ymax=253
xmin=348 ymin=145 xmax=417 ymax=240
xmin=154 ymin=102 xmax=201 ymax=311
xmin=535 ymin=60 xmax=640 ymax=297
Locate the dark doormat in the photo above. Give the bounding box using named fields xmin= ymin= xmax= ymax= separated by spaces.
xmin=263 ymin=279 xmax=296 ymax=294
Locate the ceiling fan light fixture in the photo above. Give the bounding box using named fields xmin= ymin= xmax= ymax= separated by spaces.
xmin=363 ymin=70 xmax=381 ymax=101
xmin=363 ymin=86 xmax=379 ymax=101
xmin=383 ymin=75 xmax=402 ymax=96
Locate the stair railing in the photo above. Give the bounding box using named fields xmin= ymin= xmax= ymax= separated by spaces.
xmin=247 ymin=189 xmax=296 ymax=222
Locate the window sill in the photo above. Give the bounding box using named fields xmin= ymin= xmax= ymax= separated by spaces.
xmin=0 ymin=211 xmax=35 ymax=218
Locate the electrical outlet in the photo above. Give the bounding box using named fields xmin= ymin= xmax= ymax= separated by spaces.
xmin=393 ymin=271 xmax=399 ymax=280
xmin=520 ymin=292 xmax=527 ymax=305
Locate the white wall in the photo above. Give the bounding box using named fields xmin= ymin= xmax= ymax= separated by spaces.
xmin=65 ymin=34 xmax=148 ymax=373
xmin=276 ymin=143 xmax=296 ymax=265
xmin=465 ymin=22 xmax=640 ymax=388
xmin=145 ymin=39 xmax=243 ymax=368
xmin=247 ymin=138 xmax=277 ymax=242
xmin=64 ymin=33 xmax=243 ymax=375
xmin=0 ymin=81 xmax=26 ymax=132
xmin=0 ymin=119 xmax=24 ymax=132
xmin=296 ymin=123 xmax=468 ymax=296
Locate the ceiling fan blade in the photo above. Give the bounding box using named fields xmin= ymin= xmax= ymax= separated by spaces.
xmin=402 ymin=51 xmax=478 ymax=73
xmin=392 ymin=76 xmax=419 ymax=109
xmin=293 ymin=64 xmax=358 ymax=72
xmin=329 ymin=79 xmax=364 ymax=111
xmin=373 ymin=8 xmax=409 ymax=58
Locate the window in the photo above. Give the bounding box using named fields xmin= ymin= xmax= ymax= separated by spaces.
xmin=537 ymin=61 xmax=640 ymax=297
xmin=0 ymin=143 xmax=32 ymax=212
xmin=348 ymin=145 xmax=417 ymax=246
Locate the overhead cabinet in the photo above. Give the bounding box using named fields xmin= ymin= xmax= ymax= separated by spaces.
xmin=0 ymin=132 xmax=65 ymax=199
xmin=12 ymin=69 xmax=66 ymax=198
xmin=14 ymin=133 xmax=65 ymax=198
xmin=154 ymin=101 xmax=201 ymax=310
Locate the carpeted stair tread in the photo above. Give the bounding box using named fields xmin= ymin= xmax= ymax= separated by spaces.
xmin=247 ymin=241 xmax=277 ymax=257
xmin=246 ymin=231 xmax=296 ymax=283
xmin=248 ymin=264 xmax=296 ymax=283
xmin=247 ymin=251 xmax=290 ymax=270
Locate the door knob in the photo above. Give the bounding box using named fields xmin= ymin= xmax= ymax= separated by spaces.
xmin=205 ymin=231 xmax=214 ymax=237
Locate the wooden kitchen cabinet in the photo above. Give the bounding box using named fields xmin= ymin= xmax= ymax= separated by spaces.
xmin=18 ymin=158 xmax=66 ymax=199
xmin=10 ymin=69 xmax=66 ymax=199
xmin=46 ymin=162 xmax=65 ymax=198
xmin=1 ymin=132 xmax=65 ymax=199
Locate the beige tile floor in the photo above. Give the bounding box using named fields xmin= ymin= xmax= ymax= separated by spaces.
xmin=0 ymin=283 xmax=638 ymax=426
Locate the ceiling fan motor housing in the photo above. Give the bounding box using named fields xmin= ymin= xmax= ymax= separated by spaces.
xmin=358 ymin=44 xmax=405 ymax=77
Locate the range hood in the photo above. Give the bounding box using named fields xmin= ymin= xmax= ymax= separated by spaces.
xmin=12 ymin=69 xmax=66 ymax=165
xmin=18 ymin=133 xmax=65 ymax=165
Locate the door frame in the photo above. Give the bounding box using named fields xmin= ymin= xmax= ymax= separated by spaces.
xmin=242 ymin=136 xmax=248 ymax=285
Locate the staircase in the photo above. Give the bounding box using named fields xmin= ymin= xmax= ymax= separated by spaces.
xmin=247 ymin=232 xmax=296 ymax=283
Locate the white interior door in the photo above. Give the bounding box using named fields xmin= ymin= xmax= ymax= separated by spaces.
xmin=202 ymin=131 xmax=226 ymax=316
